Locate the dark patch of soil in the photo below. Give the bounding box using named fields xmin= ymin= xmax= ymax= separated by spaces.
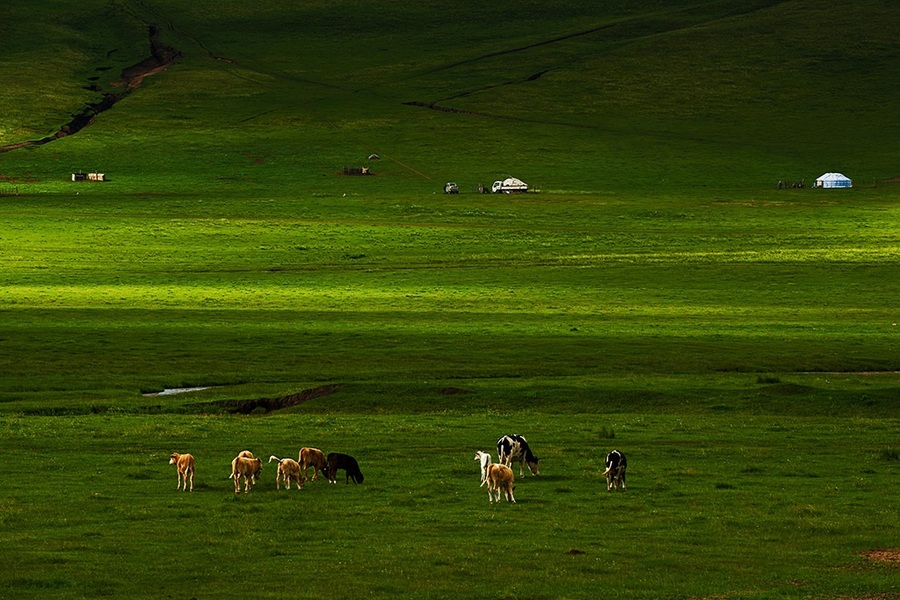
xmin=209 ymin=384 xmax=341 ymax=414
xmin=440 ymin=387 xmax=468 ymax=395
xmin=862 ymin=549 xmax=900 ymax=565
xmin=0 ymin=24 xmax=181 ymax=154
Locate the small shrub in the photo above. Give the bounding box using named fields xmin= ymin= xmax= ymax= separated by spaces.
xmin=598 ymin=426 xmax=615 ymax=439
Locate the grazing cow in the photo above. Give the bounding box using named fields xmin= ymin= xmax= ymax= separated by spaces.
xmin=601 ymin=450 xmax=627 ymax=492
xmin=497 ymin=434 xmax=540 ymax=477
xmin=486 ymin=463 xmax=516 ymax=503
xmin=323 ymin=453 xmax=364 ymax=484
xmin=229 ymin=450 xmax=256 ymax=481
xmin=269 ymin=456 xmax=305 ymax=491
xmin=231 ymin=452 xmax=263 ymax=493
xmin=298 ymin=447 xmax=328 ymax=481
xmin=474 ymin=451 xmax=492 ymax=487
xmin=169 ymin=452 xmax=195 ymax=492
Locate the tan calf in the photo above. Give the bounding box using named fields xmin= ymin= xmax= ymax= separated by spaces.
xmin=269 ymin=456 xmax=305 ymax=490
xmin=229 ymin=450 xmax=255 ymax=481
xmin=486 ymin=463 xmax=516 ymax=503
xmin=169 ymin=452 xmax=195 ymax=492
xmin=298 ymin=447 xmax=327 ymax=481
xmin=231 ymin=452 xmax=262 ymax=494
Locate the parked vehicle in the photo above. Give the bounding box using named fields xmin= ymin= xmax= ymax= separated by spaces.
xmin=444 ymin=182 xmax=459 ymax=194
xmin=491 ymin=177 xmax=528 ymax=193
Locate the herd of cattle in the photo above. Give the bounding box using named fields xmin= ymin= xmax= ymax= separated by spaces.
xmin=168 ymin=434 xmax=627 ymax=502
xmin=168 ymin=447 xmax=365 ymax=494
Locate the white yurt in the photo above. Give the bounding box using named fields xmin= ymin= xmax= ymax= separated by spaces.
xmin=815 ymin=172 xmax=852 ymax=188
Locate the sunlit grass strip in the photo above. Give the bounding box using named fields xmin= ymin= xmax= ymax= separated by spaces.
xmin=0 ymin=281 xmax=896 ymax=315
xmin=555 ymin=245 xmax=900 ymax=264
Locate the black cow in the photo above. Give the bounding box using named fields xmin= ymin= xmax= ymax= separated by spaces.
xmin=323 ymin=452 xmax=364 ymax=484
xmin=496 ymin=434 xmax=540 ymax=477
xmin=602 ymin=450 xmax=627 ymax=491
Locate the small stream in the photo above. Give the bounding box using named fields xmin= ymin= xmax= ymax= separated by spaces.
xmin=0 ymin=25 xmax=180 ymax=154
xmin=142 ymin=386 xmax=213 ymax=397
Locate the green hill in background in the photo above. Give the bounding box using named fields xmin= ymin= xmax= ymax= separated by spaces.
xmin=3 ymin=0 xmax=898 ymax=191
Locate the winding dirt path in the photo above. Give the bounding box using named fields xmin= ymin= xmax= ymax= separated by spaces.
xmin=0 ymin=24 xmax=180 ymax=154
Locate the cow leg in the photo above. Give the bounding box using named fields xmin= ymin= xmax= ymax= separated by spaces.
xmin=188 ymin=470 xmax=193 ymax=492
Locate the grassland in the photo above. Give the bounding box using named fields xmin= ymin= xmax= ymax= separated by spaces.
xmin=1 ymin=0 xmax=898 ymax=598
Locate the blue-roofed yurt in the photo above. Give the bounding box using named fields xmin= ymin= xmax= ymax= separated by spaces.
xmin=815 ymin=172 xmax=852 ymax=188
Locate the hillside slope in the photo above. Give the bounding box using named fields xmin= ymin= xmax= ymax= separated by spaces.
xmin=1 ymin=0 xmax=898 ymax=191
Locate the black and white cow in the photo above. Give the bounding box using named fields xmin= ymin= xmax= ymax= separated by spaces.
xmin=496 ymin=434 xmax=540 ymax=477
xmin=601 ymin=449 xmax=627 ymax=491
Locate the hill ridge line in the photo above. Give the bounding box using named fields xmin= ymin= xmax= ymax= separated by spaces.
xmin=411 ymin=0 xmax=787 ymax=80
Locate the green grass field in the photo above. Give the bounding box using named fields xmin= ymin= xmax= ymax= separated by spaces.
xmin=1 ymin=0 xmax=898 ymax=598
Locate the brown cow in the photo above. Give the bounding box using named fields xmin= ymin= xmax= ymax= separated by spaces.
xmin=229 ymin=450 xmax=255 ymax=481
xmin=169 ymin=452 xmax=195 ymax=492
xmin=486 ymin=463 xmax=516 ymax=503
xmin=231 ymin=452 xmax=262 ymax=493
xmin=269 ymin=456 xmax=305 ymax=490
xmin=298 ymin=447 xmax=328 ymax=481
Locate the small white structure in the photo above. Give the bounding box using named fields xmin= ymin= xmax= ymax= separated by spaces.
xmin=491 ymin=177 xmax=529 ymax=193
xmin=815 ymin=172 xmax=851 ymax=188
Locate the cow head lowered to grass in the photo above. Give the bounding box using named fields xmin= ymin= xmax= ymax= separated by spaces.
xmin=497 ymin=434 xmax=540 ymax=477
xmin=601 ymin=450 xmax=627 ymax=491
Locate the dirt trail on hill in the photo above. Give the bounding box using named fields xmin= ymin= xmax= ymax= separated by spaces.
xmin=0 ymin=25 xmax=180 ymax=154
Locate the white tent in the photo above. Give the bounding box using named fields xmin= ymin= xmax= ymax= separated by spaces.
xmin=815 ymin=172 xmax=852 ymax=188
